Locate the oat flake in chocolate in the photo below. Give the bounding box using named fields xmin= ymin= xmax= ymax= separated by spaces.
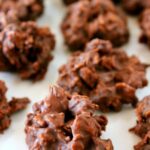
xmin=25 ymin=85 xmax=113 ymax=150
xmin=58 ymin=39 xmax=148 ymax=112
xmin=0 ymin=21 xmax=55 ymax=81
xmin=61 ymin=0 xmax=129 ymax=50
xmin=130 ymin=96 xmax=150 ymax=150
xmin=0 ymin=80 xmax=30 ymax=133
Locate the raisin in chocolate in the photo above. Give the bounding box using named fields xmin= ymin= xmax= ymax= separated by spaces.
xmin=0 ymin=80 xmax=30 ymax=133
xmin=58 ymin=39 xmax=148 ymax=112
xmin=61 ymin=0 xmax=129 ymax=50
xmin=0 ymin=21 xmax=55 ymax=81
xmin=25 ymin=86 xmax=113 ymax=150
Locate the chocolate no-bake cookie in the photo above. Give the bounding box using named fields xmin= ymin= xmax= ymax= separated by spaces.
xmin=139 ymin=8 xmax=150 ymax=48
xmin=61 ymin=0 xmax=129 ymax=50
xmin=25 ymin=85 xmax=113 ymax=150
xmin=130 ymin=96 xmax=150 ymax=150
xmin=122 ymin=0 xmax=150 ymax=15
xmin=58 ymin=39 xmax=148 ymax=112
xmin=0 ymin=80 xmax=30 ymax=133
xmin=0 ymin=0 xmax=43 ymax=21
xmin=0 ymin=21 xmax=55 ymax=81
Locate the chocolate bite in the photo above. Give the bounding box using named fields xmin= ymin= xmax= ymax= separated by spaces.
xmin=58 ymin=39 xmax=148 ymax=112
xmin=0 ymin=0 xmax=43 ymax=21
xmin=0 ymin=21 xmax=55 ymax=81
xmin=25 ymin=86 xmax=113 ymax=150
xmin=130 ymin=96 xmax=150 ymax=150
xmin=0 ymin=80 xmax=30 ymax=133
xmin=61 ymin=0 xmax=129 ymax=50
xmin=139 ymin=8 xmax=150 ymax=48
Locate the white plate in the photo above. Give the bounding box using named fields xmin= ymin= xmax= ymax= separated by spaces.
xmin=1 ymin=0 xmax=150 ymax=150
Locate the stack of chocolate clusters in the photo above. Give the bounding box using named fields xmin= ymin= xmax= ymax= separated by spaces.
xmin=0 ymin=0 xmax=150 ymax=150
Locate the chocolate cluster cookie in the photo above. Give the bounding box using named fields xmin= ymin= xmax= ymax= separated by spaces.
xmin=122 ymin=0 xmax=150 ymax=15
xmin=0 ymin=0 xmax=43 ymax=21
xmin=0 ymin=21 xmax=55 ymax=81
xmin=139 ymin=8 xmax=150 ymax=48
xmin=58 ymin=39 xmax=148 ymax=112
xmin=61 ymin=0 xmax=129 ymax=50
xmin=0 ymin=80 xmax=30 ymax=133
xmin=25 ymin=86 xmax=113 ymax=150
xmin=130 ymin=96 xmax=150 ymax=150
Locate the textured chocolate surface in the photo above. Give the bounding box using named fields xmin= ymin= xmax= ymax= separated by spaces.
xmin=0 ymin=0 xmax=43 ymax=21
xmin=130 ymin=96 xmax=150 ymax=150
xmin=139 ymin=8 xmax=150 ymax=48
xmin=25 ymin=86 xmax=113 ymax=150
xmin=58 ymin=39 xmax=148 ymax=112
xmin=122 ymin=0 xmax=150 ymax=15
xmin=130 ymin=96 xmax=150 ymax=138
xmin=0 ymin=21 xmax=55 ymax=81
xmin=134 ymin=131 xmax=150 ymax=150
xmin=61 ymin=0 xmax=129 ymax=50
xmin=0 ymin=11 xmax=18 ymax=32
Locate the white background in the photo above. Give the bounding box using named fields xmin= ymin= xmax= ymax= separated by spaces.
xmin=1 ymin=0 xmax=150 ymax=149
